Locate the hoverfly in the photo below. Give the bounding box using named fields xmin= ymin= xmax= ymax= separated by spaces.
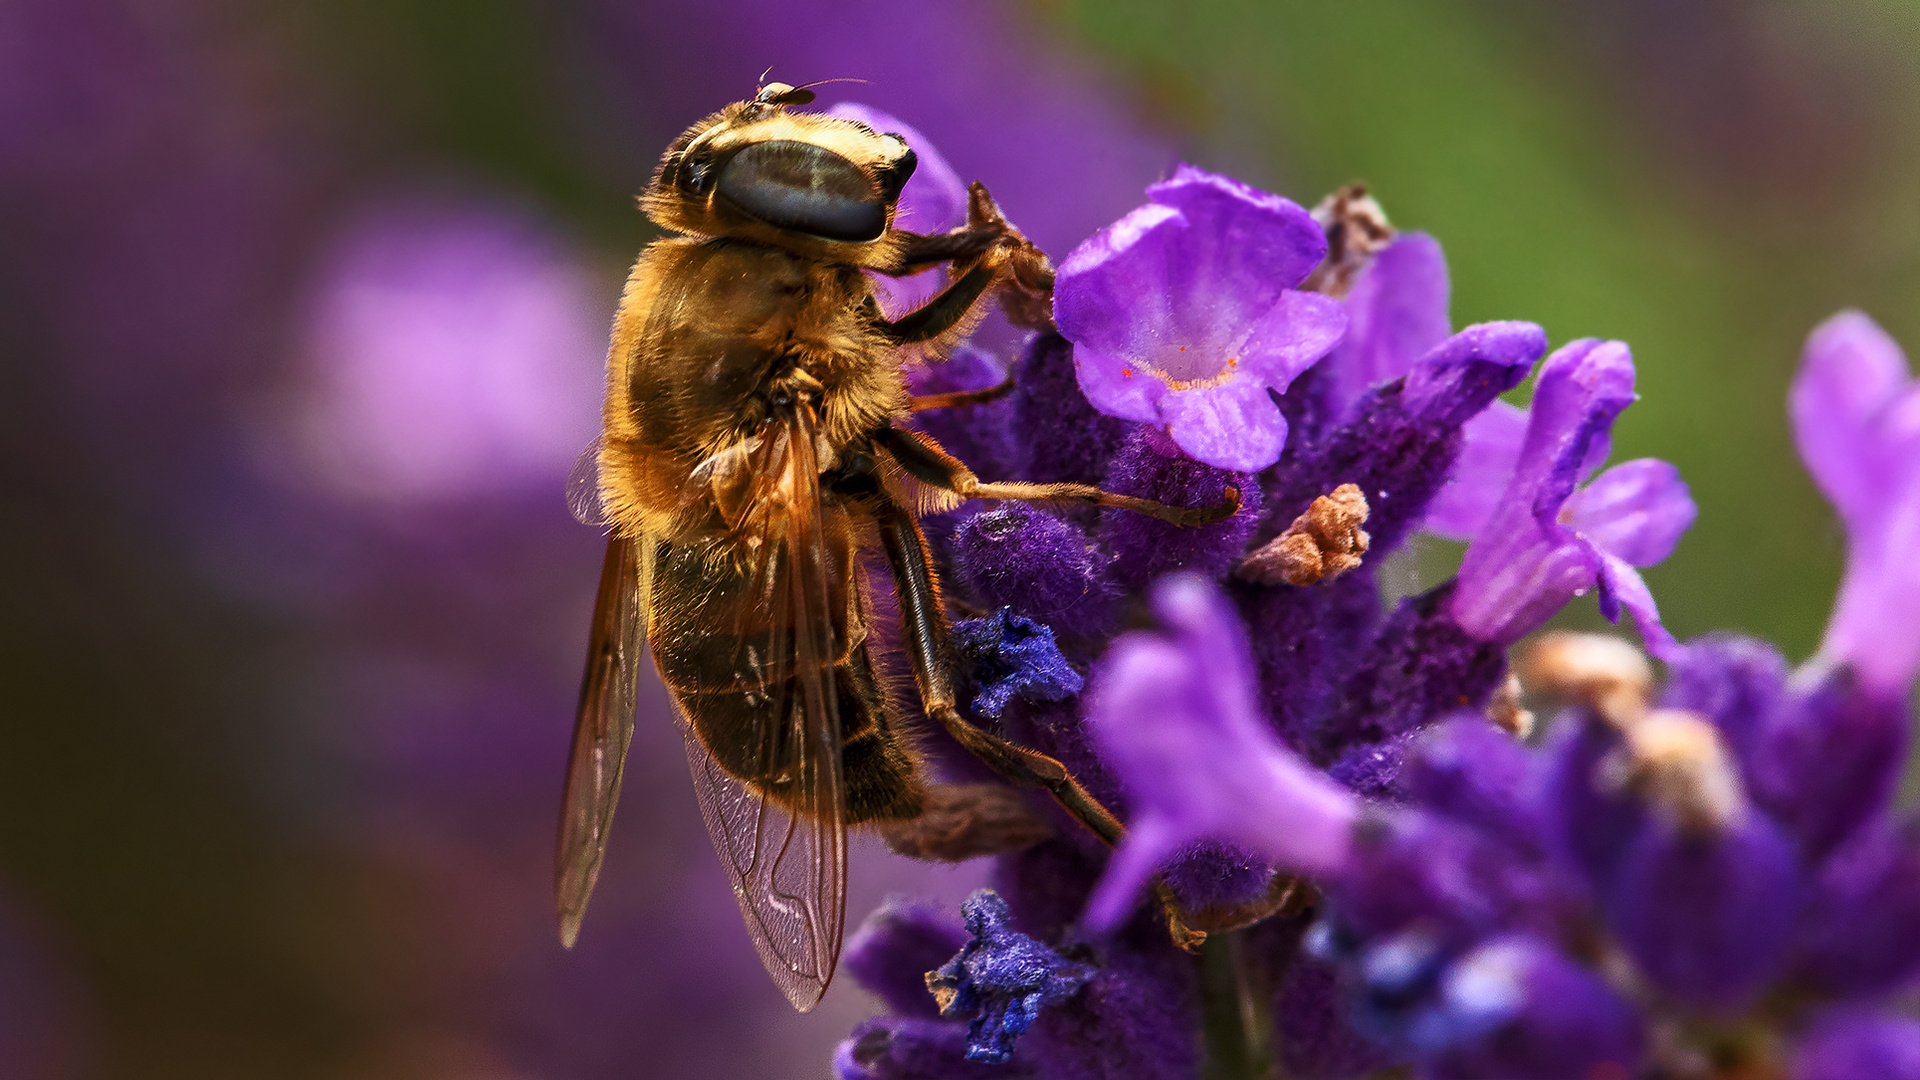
xmin=556 ymin=81 xmax=1234 ymax=1010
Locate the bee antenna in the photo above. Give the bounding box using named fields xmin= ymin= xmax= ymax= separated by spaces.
xmin=792 ymin=77 xmax=868 ymax=93
xmin=751 ymin=76 xmax=867 ymax=109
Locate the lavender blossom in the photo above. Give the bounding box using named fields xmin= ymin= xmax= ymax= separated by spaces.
xmin=832 ymin=111 xmax=1919 ymax=1080
xmin=1447 ymin=338 xmax=1696 ymax=659
xmin=1081 ymin=575 xmax=1360 ymax=930
xmin=927 ymin=892 xmax=1097 ymax=1064
xmin=1056 ymin=165 xmax=1346 ymax=472
xmin=283 ymin=197 xmax=604 ymax=504
xmin=952 ymin=609 xmax=1084 ymax=719
xmin=1318 ymin=231 xmax=1453 ymax=424
xmin=1793 ymin=311 xmax=1920 ymax=700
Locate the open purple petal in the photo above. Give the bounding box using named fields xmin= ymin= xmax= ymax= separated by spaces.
xmin=1594 ymin=548 xmax=1683 ymax=662
xmin=1082 ymin=575 xmax=1359 ymax=930
xmin=1448 ymin=339 xmax=1655 ymax=648
xmin=1324 ymin=232 xmax=1452 ymax=420
xmin=1448 ymin=520 xmax=1607 ymax=648
xmin=1793 ymin=312 xmax=1920 ymax=698
xmin=1424 ymin=401 xmax=1526 ymax=540
xmin=1565 ymin=458 xmax=1697 ymax=567
xmin=1158 ymin=377 xmax=1290 ymax=473
xmin=1791 ymin=310 xmax=1915 ymax=531
xmin=1517 ymin=339 xmax=1637 ymax=515
xmin=1129 ymin=164 xmax=1327 ymax=334
xmin=1058 ymin=164 xmax=1343 ymax=471
xmin=1822 ymin=516 xmax=1920 ymax=701
xmin=1069 ymin=342 xmax=1166 ymax=424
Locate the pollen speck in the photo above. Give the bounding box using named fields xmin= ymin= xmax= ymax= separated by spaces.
xmin=1122 ymin=368 xmax=1133 ymax=378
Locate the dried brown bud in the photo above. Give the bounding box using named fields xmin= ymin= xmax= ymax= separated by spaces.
xmin=1304 ymin=184 xmax=1395 ymax=298
xmin=1514 ymin=631 xmax=1653 ymax=729
xmin=1236 ymin=483 xmax=1371 ymax=586
xmin=876 ymin=784 xmax=1052 ymax=861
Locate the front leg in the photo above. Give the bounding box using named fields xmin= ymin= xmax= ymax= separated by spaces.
xmin=881 ymin=228 xmax=1002 ymax=278
xmin=878 ymin=184 xmax=1056 ymax=342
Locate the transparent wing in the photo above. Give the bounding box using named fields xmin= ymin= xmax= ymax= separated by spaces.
xmin=555 ymin=531 xmax=651 ymax=947
xmin=675 ymin=403 xmax=849 ymax=1012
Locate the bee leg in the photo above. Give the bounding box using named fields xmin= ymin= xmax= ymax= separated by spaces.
xmin=881 ymin=189 xmax=1055 ymax=344
xmin=880 ymin=227 xmax=1002 ymax=276
xmin=880 ymin=249 xmax=1008 ymax=345
xmin=873 ymin=501 xmax=1126 ymax=847
xmin=875 ymin=426 xmax=1242 ymax=527
xmin=906 ymin=374 xmax=1015 ymax=412
xmin=879 ymin=181 xmax=1043 ymax=279
xmin=875 ymin=501 xmax=1207 ymax=950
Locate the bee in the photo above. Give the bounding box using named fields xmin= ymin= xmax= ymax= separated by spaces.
xmin=556 ymin=81 xmax=1234 ymax=1010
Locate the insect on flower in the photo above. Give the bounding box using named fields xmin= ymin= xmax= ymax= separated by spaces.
xmin=555 ymin=81 xmax=1237 ymax=1010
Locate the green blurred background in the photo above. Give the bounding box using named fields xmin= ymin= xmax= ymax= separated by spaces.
xmin=2 ymin=1 xmax=1916 ymax=1077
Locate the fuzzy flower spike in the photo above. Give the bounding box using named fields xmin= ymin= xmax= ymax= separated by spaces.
xmin=1056 ymin=164 xmax=1347 ymax=472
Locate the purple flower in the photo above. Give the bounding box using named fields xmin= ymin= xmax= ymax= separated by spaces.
xmin=1792 ymin=816 xmax=1920 ymax=998
xmin=926 ymin=891 xmax=1095 ymax=1064
xmin=1056 ymin=165 xmax=1347 ymax=472
xmin=1320 ymin=231 xmax=1453 ymax=423
xmin=1245 ymin=321 xmax=1544 ymax=756
xmin=1081 ymin=574 xmax=1359 ymax=930
xmin=951 ymin=505 xmax=1118 ymax=640
xmin=1446 ymin=339 xmax=1697 ymax=659
xmin=836 ymin=1017 xmax=1033 ymax=1080
xmin=1793 ymin=311 xmax=1920 ymax=700
xmin=1748 ymin=669 xmax=1909 ymax=861
xmin=1602 ymin=806 xmax=1802 ymax=1009
xmin=1097 ymin=426 xmax=1263 ymax=591
xmin=1009 ymin=331 xmax=1137 ymax=488
xmin=845 ymin=899 xmax=972 ymax=1021
xmin=279 ymin=197 xmax=605 ymax=504
xmin=952 ymin=609 xmax=1084 ymax=719
xmin=1421 ymin=936 xmax=1645 ymax=1080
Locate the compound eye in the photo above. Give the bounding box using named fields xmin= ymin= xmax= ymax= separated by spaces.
xmin=714 ymin=140 xmax=886 ymax=242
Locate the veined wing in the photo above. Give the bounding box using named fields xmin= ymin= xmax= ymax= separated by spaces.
xmin=556 ymin=531 xmax=652 ymax=947
xmin=675 ymin=402 xmax=849 ymax=1012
